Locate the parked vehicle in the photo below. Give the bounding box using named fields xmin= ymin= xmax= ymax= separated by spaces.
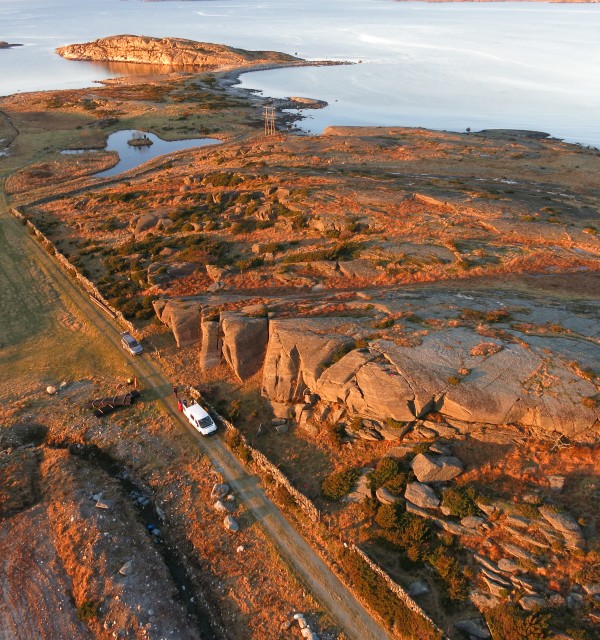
xmin=182 ymin=402 xmax=217 ymax=436
xmin=121 ymin=331 xmax=143 ymax=355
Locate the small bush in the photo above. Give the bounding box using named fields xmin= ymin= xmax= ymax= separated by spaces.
xmin=369 ymin=457 xmax=401 ymax=490
xmin=77 ymin=600 xmax=100 ymax=621
xmin=321 ymin=468 xmax=359 ymax=501
xmin=385 ymin=472 xmax=408 ymax=496
xmin=485 ymin=603 xmax=551 ymax=640
xmin=441 ymin=486 xmax=480 ymax=518
xmin=375 ymin=503 xmax=400 ymax=529
xmin=225 ymin=429 xmax=252 ymax=463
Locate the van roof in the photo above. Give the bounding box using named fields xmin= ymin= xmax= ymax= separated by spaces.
xmin=186 ymin=403 xmax=211 ymax=420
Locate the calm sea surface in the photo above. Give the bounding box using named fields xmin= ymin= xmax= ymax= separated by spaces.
xmin=1 ymin=0 xmax=599 ymax=146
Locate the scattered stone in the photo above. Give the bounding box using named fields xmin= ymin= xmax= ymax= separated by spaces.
xmin=411 ymin=453 xmax=463 ymax=483
xmin=497 ymin=558 xmax=521 ymax=574
xmin=375 ymin=486 xmax=397 ymax=505
xmin=505 ymin=515 xmax=531 ymax=528
xmin=118 ymin=560 xmax=133 ymax=576
xmin=408 ymin=581 xmax=430 ymax=597
xmin=346 ymin=469 xmax=373 ymax=503
xmin=211 ymin=483 xmax=230 ymax=501
xmin=480 ymin=567 xmax=512 ymax=588
xmin=476 ymin=501 xmax=498 ymax=516
xmin=470 ymin=590 xmax=500 ymax=610
xmin=511 ymin=574 xmax=540 ymax=593
xmin=95 ymin=499 xmax=112 ymax=510
xmin=455 ymin=619 xmax=491 ymax=639
xmin=474 ymin=554 xmax=500 ymax=573
xmin=223 ymin=515 xmax=239 ymax=532
xmin=547 ymin=475 xmax=566 ymax=492
xmin=214 ymin=500 xmax=229 ymax=513
xmin=46 ymin=385 xmax=57 ymax=395
xmin=539 ymin=505 xmax=585 ymax=550
xmin=405 ymin=482 xmax=440 ymax=509
xmin=293 ymin=613 xmax=305 ymax=621
xmin=548 ymin=593 xmax=566 ymax=608
xmin=429 ymin=442 xmax=451 ymax=456
xmin=275 ymin=423 xmax=289 ymax=434
xmin=280 ymin=621 xmax=292 ymax=631
xmin=519 ymin=595 xmax=547 ymax=611
xmin=566 ymin=592 xmax=584 ymax=610
xmin=501 ymin=543 xmax=542 ymax=567
xmin=461 ymin=515 xmax=485 ymax=529
xmin=298 ymin=618 xmax=308 ymax=629
xmin=522 ymin=493 xmax=542 ymax=505
xmin=483 ymin=575 xmax=511 ymax=598
xmin=503 ymin=526 xmax=549 ymax=549
xmin=272 ymin=418 xmax=287 ymax=426
xmin=151 ymin=528 xmax=161 ymax=537
xmin=582 ymin=583 xmax=600 ymax=596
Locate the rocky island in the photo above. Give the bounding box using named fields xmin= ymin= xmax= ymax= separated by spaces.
xmin=1 ymin=34 xmax=598 ymax=640
xmin=56 ymin=34 xmax=302 ymax=70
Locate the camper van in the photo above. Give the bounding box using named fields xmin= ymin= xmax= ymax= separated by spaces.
xmin=182 ymin=402 xmax=217 ymax=436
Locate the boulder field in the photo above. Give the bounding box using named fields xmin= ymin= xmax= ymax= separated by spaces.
xmin=154 ymin=298 xmax=599 ymax=440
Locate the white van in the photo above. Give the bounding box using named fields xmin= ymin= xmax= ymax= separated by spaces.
xmin=182 ymin=402 xmax=217 ymax=436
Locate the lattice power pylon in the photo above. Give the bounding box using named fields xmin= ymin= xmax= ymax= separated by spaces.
xmin=263 ymin=106 xmax=276 ymax=136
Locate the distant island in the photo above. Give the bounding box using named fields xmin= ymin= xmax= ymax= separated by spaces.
xmin=56 ymin=34 xmax=302 ymax=70
xmin=0 ymin=41 xmax=23 ymax=49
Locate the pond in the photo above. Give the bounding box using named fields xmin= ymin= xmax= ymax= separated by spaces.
xmin=62 ymin=130 xmax=221 ymax=178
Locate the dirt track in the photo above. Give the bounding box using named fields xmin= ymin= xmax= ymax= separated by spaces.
xmin=0 ymin=187 xmax=394 ymax=640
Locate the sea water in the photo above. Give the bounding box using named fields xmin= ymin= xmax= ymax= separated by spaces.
xmin=0 ymin=0 xmax=599 ymax=146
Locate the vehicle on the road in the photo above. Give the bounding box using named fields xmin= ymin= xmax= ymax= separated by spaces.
xmin=121 ymin=331 xmax=143 ymax=355
xmin=183 ymin=402 xmax=217 ymax=436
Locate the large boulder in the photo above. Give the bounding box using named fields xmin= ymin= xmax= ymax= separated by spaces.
xmin=411 ymin=453 xmax=463 ymax=483
xmin=404 ymin=482 xmax=440 ymax=509
xmin=262 ymin=319 xmax=354 ymax=404
xmin=153 ymin=299 xmax=202 ymax=347
xmin=221 ymin=312 xmax=269 ymax=381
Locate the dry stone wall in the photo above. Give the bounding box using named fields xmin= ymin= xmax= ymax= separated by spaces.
xmin=11 ymin=207 xmax=136 ymax=335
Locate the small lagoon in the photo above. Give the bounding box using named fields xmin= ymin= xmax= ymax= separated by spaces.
xmin=63 ymin=130 xmax=221 ymax=178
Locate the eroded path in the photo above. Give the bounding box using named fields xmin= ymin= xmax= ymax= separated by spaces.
xmin=0 ymin=187 xmax=394 ymax=640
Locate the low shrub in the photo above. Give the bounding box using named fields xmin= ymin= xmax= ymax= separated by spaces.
xmin=441 ymin=486 xmax=480 ymax=518
xmin=485 ymin=603 xmax=551 ymax=640
xmin=321 ymin=468 xmax=359 ymax=501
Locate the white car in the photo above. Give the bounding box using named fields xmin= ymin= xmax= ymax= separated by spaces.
xmin=121 ymin=331 xmax=143 ymax=355
xmin=182 ymin=402 xmax=217 ymax=436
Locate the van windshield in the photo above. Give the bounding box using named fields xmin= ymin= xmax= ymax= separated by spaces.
xmin=199 ymin=416 xmax=214 ymax=428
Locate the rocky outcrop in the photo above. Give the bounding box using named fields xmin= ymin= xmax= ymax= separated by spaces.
xmin=155 ymin=303 xmax=599 ymax=438
xmin=539 ymin=505 xmax=586 ymax=550
xmin=153 ymin=299 xmax=202 ymax=347
xmin=261 ymin=319 xmax=354 ymax=404
xmin=411 ymin=453 xmax=463 ymax=483
xmin=200 ymin=316 xmax=221 ymax=371
xmin=221 ymin=312 xmax=268 ymax=381
xmin=56 ymin=35 xmax=300 ymax=70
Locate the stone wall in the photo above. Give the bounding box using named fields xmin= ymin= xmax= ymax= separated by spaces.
xmin=11 ymin=206 xmax=136 ymax=335
xmin=351 ymin=545 xmax=448 ymax=639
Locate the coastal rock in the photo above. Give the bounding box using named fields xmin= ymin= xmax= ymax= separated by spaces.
xmin=221 ymin=312 xmax=269 ymax=380
xmin=56 ymin=35 xmax=300 ymax=70
xmin=411 ymin=453 xmax=463 ymax=483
